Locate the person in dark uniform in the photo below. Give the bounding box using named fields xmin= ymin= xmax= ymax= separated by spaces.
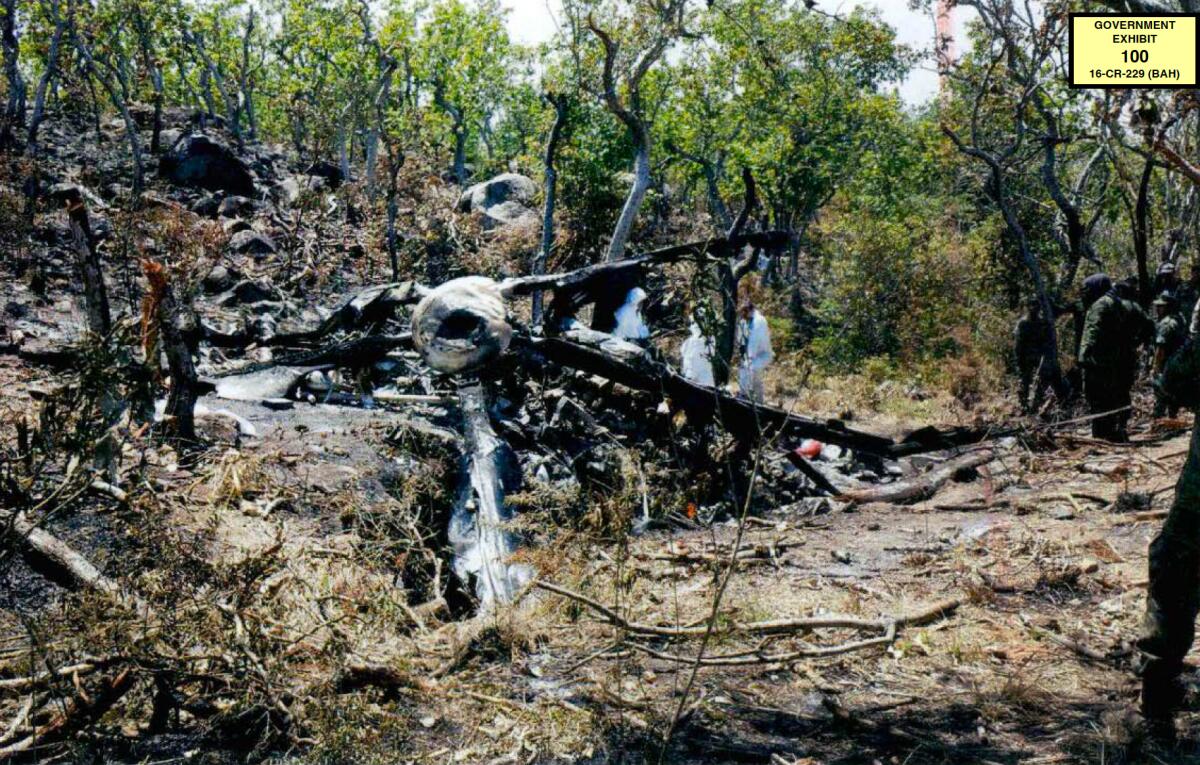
xmin=1014 ymin=297 xmax=1052 ymax=412
xmin=1079 ymin=278 xmax=1153 ymax=441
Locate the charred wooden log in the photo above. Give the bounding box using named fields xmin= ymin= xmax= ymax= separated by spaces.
xmin=49 ymin=184 xmax=110 ymax=337
xmin=838 ymin=449 xmax=996 ymax=505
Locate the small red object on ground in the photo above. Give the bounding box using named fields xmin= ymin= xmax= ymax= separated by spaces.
xmin=798 ymin=439 xmax=823 ymax=458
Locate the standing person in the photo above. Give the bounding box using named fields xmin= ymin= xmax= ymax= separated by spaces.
xmin=1014 ymin=296 xmax=1052 ymax=413
xmin=1154 ymin=262 xmax=1180 ymax=298
xmin=1138 ymin=335 xmax=1200 ymax=730
xmin=613 ymin=287 xmax=650 ymax=342
xmin=1177 ymin=262 xmax=1200 ymax=334
xmin=1153 ymin=292 xmax=1188 ymax=417
xmin=1073 ymin=273 xmax=1113 ymax=360
xmin=680 ymin=318 xmax=716 ymax=387
xmin=1079 ymin=277 xmax=1152 ymax=441
xmin=736 ymin=300 xmax=773 ymax=402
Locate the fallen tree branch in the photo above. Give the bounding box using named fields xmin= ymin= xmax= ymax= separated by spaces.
xmin=0 ymin=668 xmax=135 ymax=757
xmin=623 ymin=598 xmax=962 ymax=666
xmin=839 ymin=450 xmax=996 ymax=505
xmin=89 ymin=479 xmax=128 ymax=504
xmin=0 ymin=660 xmax=104 ymax=692
xmin=536 ymin=579 xmax=960 ymax=640
xmin=3 ymin=511 xmax=151 ymax=618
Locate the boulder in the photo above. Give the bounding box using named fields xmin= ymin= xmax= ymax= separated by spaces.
xmin=481 ymin=200 xmax=536 ymax=231
xmin=190 ymin=193 xmax=223 ymax=218
xmin=218 ymin=195 xmax=258 ymax=218
xmin=219 ymin=279 xmax=279 ymax=307
xmin=222 ymin=218 xmax=253 ymax=235
xmin=274 ymin=177 xmax=302 ymax=206
xmin=202 ymin=265 xmax=239 ymax=294
xmin=158 ymin=128 xmax=183 ymax=151
xmin=305 ymin=160 xmax=344 ymax=189
xmin=158 ymin=133 xmax=255 ymax=195
xmin=227 ymin=230 xmax=276 ymax=257
xmin=457 ymin=173 xmax=537 ymax=214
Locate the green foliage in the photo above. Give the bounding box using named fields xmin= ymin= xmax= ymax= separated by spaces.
xmin=809 ymin=192 xmax=991 ymax=370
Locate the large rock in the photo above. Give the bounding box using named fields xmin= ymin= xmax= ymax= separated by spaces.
xmin=158 ymin=128 xmax=183 ymax=151
xmin=457 ymin=173 xmax=537 ymax=214
xmin=218 ymin=195 xmax=258 ymax=218
xmin=202 ymin=265 xmax=240 ymax=294
xmin=190 ymin=193 xmax=222 ymax=218
xmin=218 ymin=279 xmax=280 ymax=307
xmin=158 ymin=134 xmax=255 ymax=195
xmin=227 ymin=230 xmax=276 ymax=257
xmin=222 ymin=218 xmax=253 ymax=235
xmin=481 ymin=200 xmax=537 ymax=231
xmin=274 ymin=177 xmax=302 ymax=206
xmin=305 ymin=160 xmax=344 ymax=189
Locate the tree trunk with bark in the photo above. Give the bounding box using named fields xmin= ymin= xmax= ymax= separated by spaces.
xmin=587 ymin=16 xmax=671 ymax=262
xmin=26 ymin=0 xmax=63 ymax=155
xmin=943 ymin=125 xmax=1067 ymax=398
xmin=712 ymin=170 xmax=759 ymax=386
xmin=534 ymin=93 xmax=568 ymax=326
xmin=144 ymin=262 xmax=200 ymax=441
xmin=133 ymin=8 xmax=164 ymax=154
xmin=1134 ymin=155 xmax=1154 ymax=307
xmin=0 ymin=0 xmax=26 ymax=151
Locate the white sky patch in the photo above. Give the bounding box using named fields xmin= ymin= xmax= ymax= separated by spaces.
xmin=499 ymin=0 xmax=975 ymax=106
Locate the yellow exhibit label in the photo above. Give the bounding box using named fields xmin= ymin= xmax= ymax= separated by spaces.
xmin=1070 ymin=14 xmax=1198 ymax=88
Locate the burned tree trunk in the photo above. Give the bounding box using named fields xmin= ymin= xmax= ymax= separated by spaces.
xmin=385 ymin=158 xmax=403 ymax=281
xmin=52 ymin=185 xmax=111 ymax=336
xmin=50 ymin=184 xmax=124 ymax=481
xmin=713 ymin=169 xmax=760 ymax=386
xmin=534 ymin=92 xmax=568 ymax=326
xmin=143 ymin=261 xmax=200 ymax=441
xmin=1133 ymin=154 xmax=1154 ymax=307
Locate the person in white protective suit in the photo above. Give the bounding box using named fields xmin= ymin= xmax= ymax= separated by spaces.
xmin=737 ymin=301 xmax=773 ymax=402
xmin=613 ymin=287 xmax=651 ymax=341
xmin=680 ymin=320 xmax=716 ymax=387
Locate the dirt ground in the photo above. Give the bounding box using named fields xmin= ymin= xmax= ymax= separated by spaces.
xmin=452 ymin=422 xmax=1194 ymax=765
